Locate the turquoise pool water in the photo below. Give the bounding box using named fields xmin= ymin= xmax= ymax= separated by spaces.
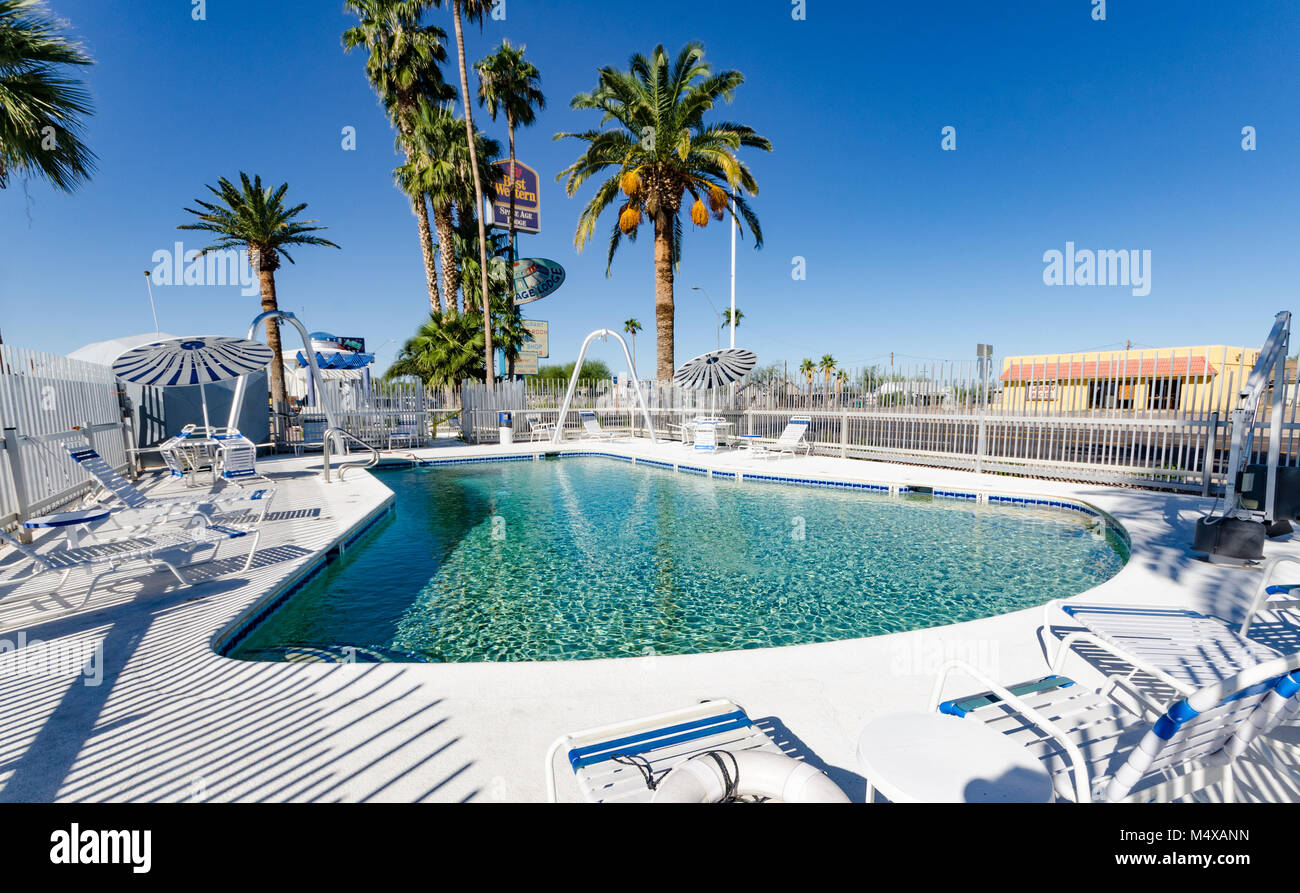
xmin=229 ymin=457 xmax=1128 ymax=663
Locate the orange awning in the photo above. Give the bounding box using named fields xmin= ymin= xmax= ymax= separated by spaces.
xmin=1000 ymin=356 xmax=1217 ymax=382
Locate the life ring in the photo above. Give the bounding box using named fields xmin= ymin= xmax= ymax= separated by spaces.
xmin=651 ymin=750 xmax=850 ymax=803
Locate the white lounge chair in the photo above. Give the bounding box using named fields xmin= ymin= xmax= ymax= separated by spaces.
xmin=753 ymin=416 xmax=812 ymax=460
xmin=66 ymin=443 xmax=266 ymax=516
xmin=1045 ymin=601 xmax=1282 ymax=692
xmin=0 ymin=488 xmax=274 ymax=613
xmin=544 ymin=698 xmax=848 ymax=803
xmin=911 ymin=651 xmax=1300 ymax=803
xmin=579 ymin=411 xmax=618 ymax=441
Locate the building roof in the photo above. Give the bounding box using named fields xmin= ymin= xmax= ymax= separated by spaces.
xmin=1000 ymin=356 xmax=1218 ymax=382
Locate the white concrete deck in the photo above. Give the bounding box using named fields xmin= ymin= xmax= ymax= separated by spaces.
xmin=1 ymin=436 xmax=1299 ymax=803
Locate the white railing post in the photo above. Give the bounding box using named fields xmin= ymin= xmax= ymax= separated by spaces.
xmin=2 ymin=428 xmax=32 ymax=541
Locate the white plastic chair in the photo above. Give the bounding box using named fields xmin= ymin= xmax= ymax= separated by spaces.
xmin=214 ymin=432 xmax=266 ymax=484
xmin=525 ymin=413 xmax=555 ymax=442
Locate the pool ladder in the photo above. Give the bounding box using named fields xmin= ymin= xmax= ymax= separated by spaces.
xmin=321 ymin=427 xmax=380 ymax=483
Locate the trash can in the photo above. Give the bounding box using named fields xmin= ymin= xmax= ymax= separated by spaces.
xmin=498 ymin=411 xmax=514 ymax=446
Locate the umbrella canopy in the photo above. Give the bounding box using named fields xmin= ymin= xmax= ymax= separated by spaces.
xmin=672 ymin=348 xmax=757 ymax=390
xmin=113 ymin=336 xmax=274 ymax=430
xmin=113 ymin=336 xmax=274 ymax=386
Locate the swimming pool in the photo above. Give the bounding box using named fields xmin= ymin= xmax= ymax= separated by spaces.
xmin=227 ymin=456 xmax=1128 ymax=662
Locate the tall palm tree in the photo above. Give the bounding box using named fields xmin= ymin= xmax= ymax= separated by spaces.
xmin=428 ymin=0 xmax=495 ymax=383
xmin=819 ymin=354 xmax=837 ymax=395
xmin=623 ymin=318 xmax=642 ymax=369
xmin=343 ymin=0 xmax=453 ymax=313
xmin=178 ymin=173 xmax=340 ymax=436
xmin=396 ymin=100 xmax=499 ymax=314
xmin=0 ymin=0 xmax=96 ymax=191
xmin=475 ymin=39 xmax=545 ymax=269
xmin=558 ymin=42 xmax=771 ymax=380
xmin=720 ymin=307 xmax=743 ymax=332
xmin=799 ymin=358 xmax=816 ymax=405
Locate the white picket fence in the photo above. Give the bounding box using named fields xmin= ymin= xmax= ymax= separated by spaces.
xmin=0 ymin=345 xmax=130 ymax=529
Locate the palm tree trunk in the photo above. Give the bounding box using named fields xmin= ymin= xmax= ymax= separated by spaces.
xmin=412 ymin=192 xmax=442 ymax=315
xmin=257 ymin=267 xmax=291 ymax=442
xmin=398 ymin=111 xmax=441 ymax=314
xmin=450 ymin=0 xmax=494 ymax=383
xmin=432 ymin=202 xmax=460 ymax=314
xmin=653 ymin=214 xmax=675 ymax=380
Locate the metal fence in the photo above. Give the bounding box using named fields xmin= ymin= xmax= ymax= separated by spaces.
xmin=0 ymin=345 xmax=131 ymax=529
xmin=454 ymin=335 xmax=1300 ymax=494
xmin=293 ymin=377 xmax=460 ymax=450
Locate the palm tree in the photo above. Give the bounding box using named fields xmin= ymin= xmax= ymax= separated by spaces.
xmin=178 ymin=173 xmax=340 ymax=437
xmin=343 ymin=0 xmax=453 ymax=314
xmin=799 ymin=358 xmax=816 ymax=405
xmin=476 ymin=39 xmax=545 ymax=270
xmin=0 ymin=0 xmax=96 ymax=191
xmin=428 ymin=0 xmax=495 ymax=382
xmin=818 ymin=354 xmax=837 ymax=397
xmin=720 ymin=307 xmax=743 ymax=333
xmin=387 ymin=309 xmax=485 ymax=387
xmin=558 ymin=43 xmax=772 ymax=380
xmin=623 ymin=318 xmax=642 ymax=369
xmin=397 ymin=101 xmax=499 ymax=314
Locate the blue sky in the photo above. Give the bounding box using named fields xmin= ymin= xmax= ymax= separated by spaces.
xmin=1 ymin=0 xmax=1297 ymax=376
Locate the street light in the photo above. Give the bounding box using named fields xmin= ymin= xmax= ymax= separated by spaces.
xmin=691 ymin=285 xmax=722 ymax=350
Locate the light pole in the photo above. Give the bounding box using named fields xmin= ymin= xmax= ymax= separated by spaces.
xmin=142 ymin=270 xmax=160 ymax=333
xmin=691 ymin=285 xmax=721 ymax=350
xmin=729 ymin=184 xmax=737 ymax=349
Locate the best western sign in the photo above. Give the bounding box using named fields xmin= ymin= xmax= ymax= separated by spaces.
xmin=490 ymin=160 xmax=540 ymax=234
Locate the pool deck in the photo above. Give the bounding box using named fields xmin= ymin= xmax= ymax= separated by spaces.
xmin=2 ymin=436 xmax=1299 ymax=803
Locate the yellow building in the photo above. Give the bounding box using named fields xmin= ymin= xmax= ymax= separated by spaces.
xmin=999 ymin=345 xmax=1260 ymax=414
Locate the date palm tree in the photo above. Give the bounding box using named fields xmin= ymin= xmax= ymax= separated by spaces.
xmin=799 ymin=358 xmax=816 ymax=405
xmin=476 ymin=39 xmax=545 ymax=267
xmin=818 ymin=354 xmax=837 ymax=395
xmin=343 ymin=0 xmax=453 ymax=313
xmin=396 ymin=100 xmax=499 ymax=314
xmin=623 ymin=318 xmax=642 ymax=370
xmin=557 ymin=42 xmax=771 ymax=380
xmin=0 ymin=0 xmax=96 ymax=191
xmin=178 ymin=173 xmax=340 ymax=437
xmin=428 ymin=0 xmax=495 ymax=382
xmin=720 ymin=307 xmax=743 ymax=332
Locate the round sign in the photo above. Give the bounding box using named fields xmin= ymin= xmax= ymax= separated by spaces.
xmin=513 ymin=258 xmax=565 ymax=306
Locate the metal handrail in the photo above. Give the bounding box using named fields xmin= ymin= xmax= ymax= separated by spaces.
xmin=321 ymin=426 xmax=380 ymax=483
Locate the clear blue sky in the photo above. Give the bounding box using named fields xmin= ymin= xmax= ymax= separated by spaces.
xmin=2 ymin=0 xmax=1297 ymax=376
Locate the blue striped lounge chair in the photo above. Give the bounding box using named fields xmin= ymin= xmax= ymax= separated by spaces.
xmin=0 ymin=487 xmax=275 ymax=613
xmin=915 ymin=651 xmax=1300 ymax=802
xmin=65 ymin=443 xmax=267 ymax=515
xmin=545 ymin=699 xmax=790 ymax=802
